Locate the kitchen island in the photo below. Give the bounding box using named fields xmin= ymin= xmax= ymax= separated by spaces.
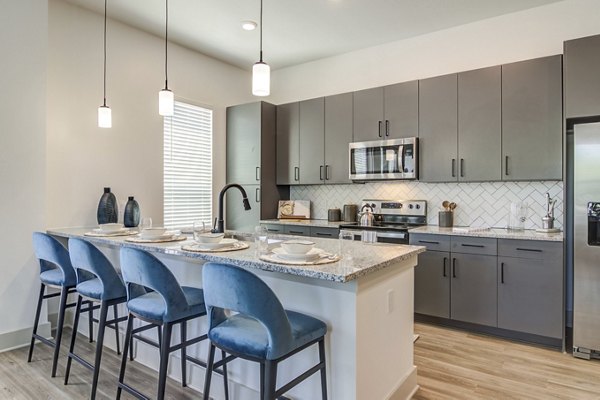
xmin=49 ymin=227 xmax=425 ymax=400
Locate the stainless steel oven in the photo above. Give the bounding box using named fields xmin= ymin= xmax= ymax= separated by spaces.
xmin=349 ymin=137 xmax=418 ymax=181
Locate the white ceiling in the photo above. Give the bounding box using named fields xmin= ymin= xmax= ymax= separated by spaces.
xmin=64 ymin=0 xmax=563 ymax=70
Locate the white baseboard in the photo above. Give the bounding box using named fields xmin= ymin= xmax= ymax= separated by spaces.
xmin=386 ymin=365 xmax=418 ymax=400
xmin=0 ymin=322 xmax=51 ymax=353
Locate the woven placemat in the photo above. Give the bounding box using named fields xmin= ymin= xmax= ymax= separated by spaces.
xmin=259 ymin=252 xmax=340 ymax=266
xmin=181 ymin=241 xmax=249 ymax=253
xmin=84 ymin=230 xmax=138 ymax=237
xmin=125 ymin=235 xmax=187 ymax=244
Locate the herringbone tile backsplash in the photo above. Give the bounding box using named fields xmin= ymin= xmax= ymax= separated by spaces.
xmin=290 ymin=181 xmax=564 ymax=229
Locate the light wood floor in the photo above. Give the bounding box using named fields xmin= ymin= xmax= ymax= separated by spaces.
xmin=2 ymin=324 xmax=600 ymax=399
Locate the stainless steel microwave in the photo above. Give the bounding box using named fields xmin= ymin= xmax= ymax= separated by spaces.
xmin=349 ymin=137 xmax=418 ymax=181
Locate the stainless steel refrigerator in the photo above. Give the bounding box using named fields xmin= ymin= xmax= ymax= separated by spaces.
xmin=573 ymin=122 xmax=600 ymax=359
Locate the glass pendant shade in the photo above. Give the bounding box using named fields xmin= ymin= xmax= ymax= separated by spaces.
xmin=159 ymin=88 xmax=174 ymax=116
xmin=98 ymin=105 xmax=112 ymax=128
xmin=252 ymin=61 xmax=270 ymax=97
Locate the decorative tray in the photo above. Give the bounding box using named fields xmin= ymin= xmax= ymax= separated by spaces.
xmin=84 ymin=229 xmax=138 ymax=237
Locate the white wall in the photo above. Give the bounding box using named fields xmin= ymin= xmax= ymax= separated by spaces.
xmin=0 ymin=0 xmax=48 ymax=349
xmin=270 ymin=0 xmax=600 ymax=104
xmin=47 ymin=0 xmax=253 ymax=229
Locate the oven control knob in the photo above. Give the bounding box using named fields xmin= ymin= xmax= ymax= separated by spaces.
xmin=416 ymin=204 xmax=421 ymax=209
xmin=409 ymin=204 xmax=414 ymax=209
xmin=371 ymin=203 xmax=376 ymax=209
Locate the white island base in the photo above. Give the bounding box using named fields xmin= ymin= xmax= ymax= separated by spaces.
xmin=51 ymin=231 xmax=419 ymax=400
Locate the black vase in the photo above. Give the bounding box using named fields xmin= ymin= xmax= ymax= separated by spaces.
xmin=124 ymin=196 xmax=140 ymax=228
xmin=97 ymin=187 xmax=118 ymax=224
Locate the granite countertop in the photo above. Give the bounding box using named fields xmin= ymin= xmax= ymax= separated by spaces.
xmin=48 ymin=227 xmax=425 ymax=283
xmin=260 ymin=219 xmax=346 ymax=228
xmin=409 ymin=226 xmax=564 ymax=242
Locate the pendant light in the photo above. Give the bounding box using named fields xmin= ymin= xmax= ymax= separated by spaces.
xmin=252 ymin=0 xmax=270 ymax=97
xmin=159 ymin=0 xmax=174 ymax=116
xmin=98 ymin=0 xmax=111 ymax=128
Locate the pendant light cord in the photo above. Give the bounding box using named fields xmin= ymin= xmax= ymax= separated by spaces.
xmin=259 ymin=0 xmax=263 ymax=62
xmin=103 ymin=0 xmax=107 ymax=106
xmin=164 ymin=0 xmax=169 ymax=89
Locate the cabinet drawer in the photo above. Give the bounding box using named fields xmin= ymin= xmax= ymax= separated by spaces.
xmin=498 ymin=239 xmax=562 ymax=260
xmin=284 ymin=225 xmax=311 ymax=236
xmin=262 ymin=223 xmax=284 ymax=233
xmin=311 ymin=227 xmax=339 ymax=239
xmin=451 ymin=236 xmax=497 ymax=255
xmin=409 ymin=234 xmax=451 ymax=252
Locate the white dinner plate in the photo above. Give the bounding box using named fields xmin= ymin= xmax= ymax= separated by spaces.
xmin=194 ymin=238 xmax=238 ymax=250
xmin=93 ymin=228 xmax=129 ymax=235
xmin=272 ymin=247 xmax=322 ymax=262
xmin=140 ymin=231 xmax=175 ymax=240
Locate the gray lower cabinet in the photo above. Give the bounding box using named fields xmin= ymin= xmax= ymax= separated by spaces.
xmin=418 ymin=73 xmax=458 ymax=182
xmin=501 ymin=55 xmax=562 ymax=181
xmin=457 ymin=66 xmax=502 ymax=182
xmin=310 ymin=227 xmax=339 ymax=239
xmin=414 ymin=250 xmax=450 ymax=318
xmin=450 ymin=253 xmax=498 ymax=326
xmin=497 ymin=239 xmax=563 ymax=339
xmin=276 ymin=102 xmax=300 ymax=185
xmin=260 ymin=224 xmax=339 ymax=239
xmin=262 ymin=223 xmax=284 ymax=233
xmin=564 ymin=34 xmax=600 ymax=119
xmin=299 ymin=98 xmax=325 ymax=184
xmin=324 ymin=93 xmax=353 ymax=184
xmin=284 ymin=225 xmax=311 ymax=236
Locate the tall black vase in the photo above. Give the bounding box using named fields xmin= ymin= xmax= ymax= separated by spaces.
xmin=124 ymin=196 xmax=140 ymax=228
xmin=97 ymin=187 xmax=118 ymax=224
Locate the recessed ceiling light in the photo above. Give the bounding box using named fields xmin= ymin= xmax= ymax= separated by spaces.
xmin=242 ymin=20 xmax=257 ymax=31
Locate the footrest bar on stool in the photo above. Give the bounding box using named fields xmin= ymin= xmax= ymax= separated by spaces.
xmin=274 ymin=362 xmax=325 ymax=398
xmin=131 ymin=333 xmax=160 ymax=349
xmin=117 ymin=382 xmax=150 ymax=400
xmin=184 ymin=355 xmax=228 ymax=376
xmin=67 ymin=352 xmax=94 ymax=371
xmin=32 ymin=333 xmax=55 ymax=348
xmin=211 ymin=354 xmax=237 ymax=370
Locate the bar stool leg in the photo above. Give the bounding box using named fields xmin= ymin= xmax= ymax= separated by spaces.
xmin=113 ymin=304 xmax=121 ymax=355
xmin=116 ymin=314 xmax=134 ymax=400
xmin=263 ymin=360 xmax=278 ymax=400
xmin=202 ymin=343 xmax=216 ymax=400
xmin=221 ymin=350 xmax=229 ymax=400
xmin=157 ymin=322 xmax=173 ymax=400
xmin=27 ymin=283 xmax=46 ymax=362
xmin=319 ymin=338 xmax=328 ymax=400
xmin=90 ymin=302 xmax=109 ymax=400
xmin=259 ymin=361 xmax=265 ymax=400
xmin=180 ymin=321 xmax=187 ymax=387
xmin=88 ymin=301 xmax=94 ymax=343
xmin=64 ymin=295 xmax=83 ymax=384
xmin=51 ymin=286 xmax=70 ymax=377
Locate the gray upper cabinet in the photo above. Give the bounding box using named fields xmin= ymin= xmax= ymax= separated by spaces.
xmin=324 ymin=93 xmax=353 ymax=184
xmin=564 ymin=34 xmax=600 ymax=119
xmin=384 ymin=81 xmax=419 ymax=139
xmin=419 ymin=74 xmax=458 ymax=182
xmin=501 ymin=55 xmax=562 ymax=181
xmin=353 ymin=87 xmax=384 ymax=141
xmin=276 ymin=102 xmax=300 ymax=185
xmin=458 ymin=66 xmax=502 ymax=182
xmin=227 ymin=102 xmax=262 ymax=185
xmin=299 ymin=98 xmax=325 ymax=184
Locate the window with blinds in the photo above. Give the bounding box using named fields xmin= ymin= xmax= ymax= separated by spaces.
xmin=163 ymin=101 xmax=213 ymax=229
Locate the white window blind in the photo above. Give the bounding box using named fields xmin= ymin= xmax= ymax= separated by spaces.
xmin=164 ymin=101 xmax=213 ymax=229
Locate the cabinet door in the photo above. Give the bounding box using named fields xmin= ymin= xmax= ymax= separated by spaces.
xmin=419 ymin=74 xmax=458 ymax=182
xmin=414 ymin=250 xmax=451 ymax=318
xmin=353 ymin=87 xmax=384 ymax=141
xmin=458 ymin=66 xmax=501 ymax=182
xmin=226 ymin=103 xmax=261 ymax=184
xmin=502 ymin=55 xmax=562 ymax=181
xmin=450 ymin=253 xmax=497 ymax=326
xmin=299 ymin=98 xmax=325 ymax=184
xmin=225 ymin=184 xmax=260 ymax=232
xmin=276 ymin=102 xmax=300 ymax=185
xmin=324 ymin=93 xmax=353 ymax=184
xmin=384 ymin=81 xmax=419 ymax=139
xmin=498 ymin=256 xmax=563 ymax=338
xmin=564 ymin=34 xmax=600 ymax=118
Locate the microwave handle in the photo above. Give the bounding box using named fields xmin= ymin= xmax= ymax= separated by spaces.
xmin=397 ymin=145 xmax=404 ymax=173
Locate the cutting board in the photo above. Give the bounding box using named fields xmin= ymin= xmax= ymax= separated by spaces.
xmin=277 ymin=200 xmax=311 ymax=219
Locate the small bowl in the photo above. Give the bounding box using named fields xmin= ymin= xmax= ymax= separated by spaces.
xmin=99 ymin=223 xmax=124 ymax=233
xmin=195 ymin=232 xmax=225 ymax=244
xmin=281 ymin=239 xmax=315 ymax=255
xmin=140 ymin=227 xmax=167 ymax=239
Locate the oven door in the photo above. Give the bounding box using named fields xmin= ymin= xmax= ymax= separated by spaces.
xmin=349 ymin=137 xmax=418 ymax=181
xmin=375 ymin=231 xmax=409 ymax=244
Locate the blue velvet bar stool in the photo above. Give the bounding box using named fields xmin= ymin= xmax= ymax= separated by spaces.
xmin=202 ymin=262 xmax=328 ymax=400
xmin=117 ymin=247 xmax=229 ymax=400
xmin=63 ymin=238 xmax=131 ymax=400
xmin=29 ymin=232 xmax=87 ymax=378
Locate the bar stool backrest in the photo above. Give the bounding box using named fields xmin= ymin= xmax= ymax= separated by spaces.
xmin=68 ymin=238 xmax=126 ymax=301
xmin=202 ymin=262 xmax=293 ymax=359
xmin=32 ymin=232 xmax=76 ymax=286
xmin=120 ymin=247 xmax=188 ymax=320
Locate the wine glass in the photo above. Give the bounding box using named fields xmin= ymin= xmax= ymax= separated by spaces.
xmin=140 ymin=217 xmax=153 ymax=231
xmin=193 ymin=221 xmax=207 ymax=242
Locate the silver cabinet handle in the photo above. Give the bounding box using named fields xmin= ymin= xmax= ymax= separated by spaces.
xmin=378 ymin=121 xmax=382 ymax=137
xmin=385 ymin=120 xmax=390 ymax=136
xmin=255 ymin=188 xmax=260 ymax=203
xmin=255 ymin=166 xmax=260 ymax=181
xmin=451 ymin=159 xmax=456 ymax=178
xmin=326 ymin=165 xmax=330 ymax=180
xmin=320 ymin=165 xmax=324 ymax=180
xmin=294 ymin=166 xmax=300 ymax=181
